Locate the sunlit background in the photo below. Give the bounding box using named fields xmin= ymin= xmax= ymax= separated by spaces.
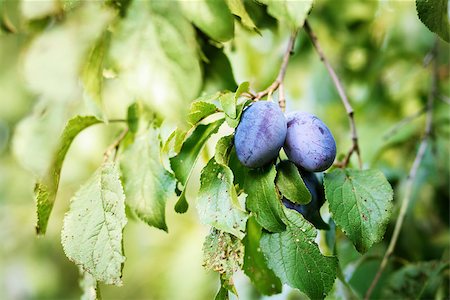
xmin=0 ymin=0 xmax=448 ymax=299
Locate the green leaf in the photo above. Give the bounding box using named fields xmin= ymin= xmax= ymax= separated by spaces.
xmin=35 ymin=116 xmax=102 ymax=235
xmin=416 ymin=0 xmax=450 ymax=42
xmin=81 ymin=32 xmax=110 ymax=118
xmin=215 ymin=135 xmax=234 ymax=165
xmin=215 ymin=284 xmax=229 ymax=300
xmin=126 ymin=102 xmax=141 ymax=134
xmin=61 ymin=162 xmax=127 ymax=285
xmin=225 ymin=0 xmax=258 ymax=31
xmin=202 ymin=229 xmax=244 ymax=293
xmin=187 ymin=101 xmax=218 ymax=126
xmin=260 ymin=208 xmax=338 ymax=299
xmin=110 ymin=0 xmax=202 ymax=120
xmin=23 ymin=3 xmax=114 ymax=102
xmin=120 ymin=126 xmax=176 ymax=231
xmin=244 ymin=165 xmax=286 ymax=232
xmin=276 ymin=161 xmax=311 ymax=205
xmin=382 ymin=261 xmax=449 ymax=299
xmin=79 ymin=270 xmax=98 ymax=300
xmin=197 ymin=158 xmax=248 ymax=239
xmin=201 ymin=44 xmax=237 ymax=93
xmin=324 ymin=168 xmax=394 ymax=253
xmin=259 ymin=0 xmax=313 ymax=29
xmin=219 ymin=92 xmax=236 ymax=119
xmin=170 ymin=118 xmax=224 ymax=213
xmin=180 ymin=0 xmax=234 ymax=42
xmin=243 ymin=217 xmax=282 ymax=295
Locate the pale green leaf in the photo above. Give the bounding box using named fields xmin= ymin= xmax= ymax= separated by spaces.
xmin=219 ymin=92 xmax=236 ymax=119
xmin=243 ymin=217 xmax=282 ymax=295
xmin=187 ymin=101 xmax=218 ymax=126
xmin=259 ymin=0 xmax=313 ymax=29
xmin=23 ymin=3 xmax=114 ymax=102
xmin=276 ymin=161 xmax=311 ymax=204
xmin=34 ymin=115 xmax=102 ymax=235
xmin=197 ymin=158 xmax=248 ymax=239
xmin=61 ymin=162 xmax=127 ymax=285
xmin=260 ymin=208 xmax=337 ymax=299
xmin=170 ymin=119 xmax=224 ymax=213
xmin=110 ymin=1 xmax=202 ymax=120
xmin=225 ymin=0 xmax=258 ymax=31
xmin=416 ymin=0 xmax=450 ymax=42
xmin=180 ymin=0 xmax=234 ymax=42
xmin=120 ymin=127 xmax=176 ymax=231
xmin=215 ymin=135 xmax=234 ymax=165
xmin=324 ymin=168 xmax=394 ymax=253
xmin=244 ymin=165 xmax=286 ymax=232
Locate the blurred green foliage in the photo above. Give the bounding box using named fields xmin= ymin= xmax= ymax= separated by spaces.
xmin=0 ymin=0 xmax=448 ymax=299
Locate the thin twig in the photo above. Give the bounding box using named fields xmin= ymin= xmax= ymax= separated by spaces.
xmin=304 ymin=20 xmax=362 ymax=169
xmin=103 ymin=127 xmax=129 ymax=161
xmin=382 ymin=107 xmax=427 ymax=140
xmin=364 ymin=40 xmax=439 ymax=300
xmin=254 ymin=29 xmax=298 ymax=112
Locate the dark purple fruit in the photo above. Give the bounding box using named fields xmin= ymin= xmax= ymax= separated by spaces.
xmin=284 ymin=112 xmax=336 ymax=172
xmin=234 ymin=101 xmax=287 ymax=168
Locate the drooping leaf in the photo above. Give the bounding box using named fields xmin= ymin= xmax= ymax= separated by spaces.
xmin=382 ymin=261 xmax=449 ymax=299
xmin=243 ymin=217 xmax=282 ymax=295
xmin=203 ymin=229 xmax=244 ymax=294
xmin=170 ymin=118 xmax=224 ymax=213
xmin=258 ymin=0 xmax=313 ymax=29
xmin=120 ymin=126 xmax=176 ymax=231
xmin=61 ymin=162 xmax=127 ymax=285
xmin=225 ymin=0 xmax=258 ymax=31
xmin=35 ymin=115 xmax=102 ymax=235
xmin=276 ymin=160 xmax=311 ymax=205
xmin=324 ymin=168 xmax=394 ymax=253
xmin=180 ymin=0 xmax=234 ymax=42
xmin=197 ymin=158 xmax=248 ymax=239
xmin=81 ymin=32 xmax=110 ymax=118
xmin=223 ymin=82 xmax=251 ymax=128
xmin=260 ymin=208 xmax=338 ymax=299
xmin=110 ymin=0 xmax=202 ymax=120
xmin=244 ymin=165 xmax=286 ymax=232
xmin=416 ymin=0 xmax=450 ymax=42
xmin=23 ymin=3 xmax=114 ymax=102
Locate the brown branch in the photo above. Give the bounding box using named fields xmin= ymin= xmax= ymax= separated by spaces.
xmin=304 ymin=20 xmax=362 ymax=169
xmin=254 ymin=29 xmax=298 ymax=112
xmin=104 ymin=127 xmax=129 ymax=161
xmin=364 ymin=40 xmax=439 ymax=300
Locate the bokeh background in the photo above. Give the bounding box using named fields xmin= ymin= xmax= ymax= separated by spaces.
xmin=0 ymin=0 xmax=448 ymax=299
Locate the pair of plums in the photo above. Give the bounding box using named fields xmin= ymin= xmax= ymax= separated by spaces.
xmin=234 ymin=101 xmax=336 ymax=171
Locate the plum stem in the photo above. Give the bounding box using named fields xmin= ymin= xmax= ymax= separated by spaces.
xmin=303 ymin=20 xmax=362 ymax=169
xmin=365 ymin=39 xmax=439 ymax=300
xmin=254 ymin=29 xmax=298 ymax=112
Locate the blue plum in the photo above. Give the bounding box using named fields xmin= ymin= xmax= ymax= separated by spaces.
xmin=283 ymin=112 xmax=336 ymax=172
xmin=234 ymin=101 xmax=287 ymax=168
xmin=282 ymin=169 xmax=329 ymax=230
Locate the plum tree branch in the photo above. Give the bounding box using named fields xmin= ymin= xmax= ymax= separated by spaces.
xmin=254 ymin=29 xmax=298 ymax=112
xmin=303 ymin=20 xmax=362 ymax=169
xmin=104 ymin=127 xmax=129 ymax=161
xmin=364 ymin=40 xmax=439 ymax=300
